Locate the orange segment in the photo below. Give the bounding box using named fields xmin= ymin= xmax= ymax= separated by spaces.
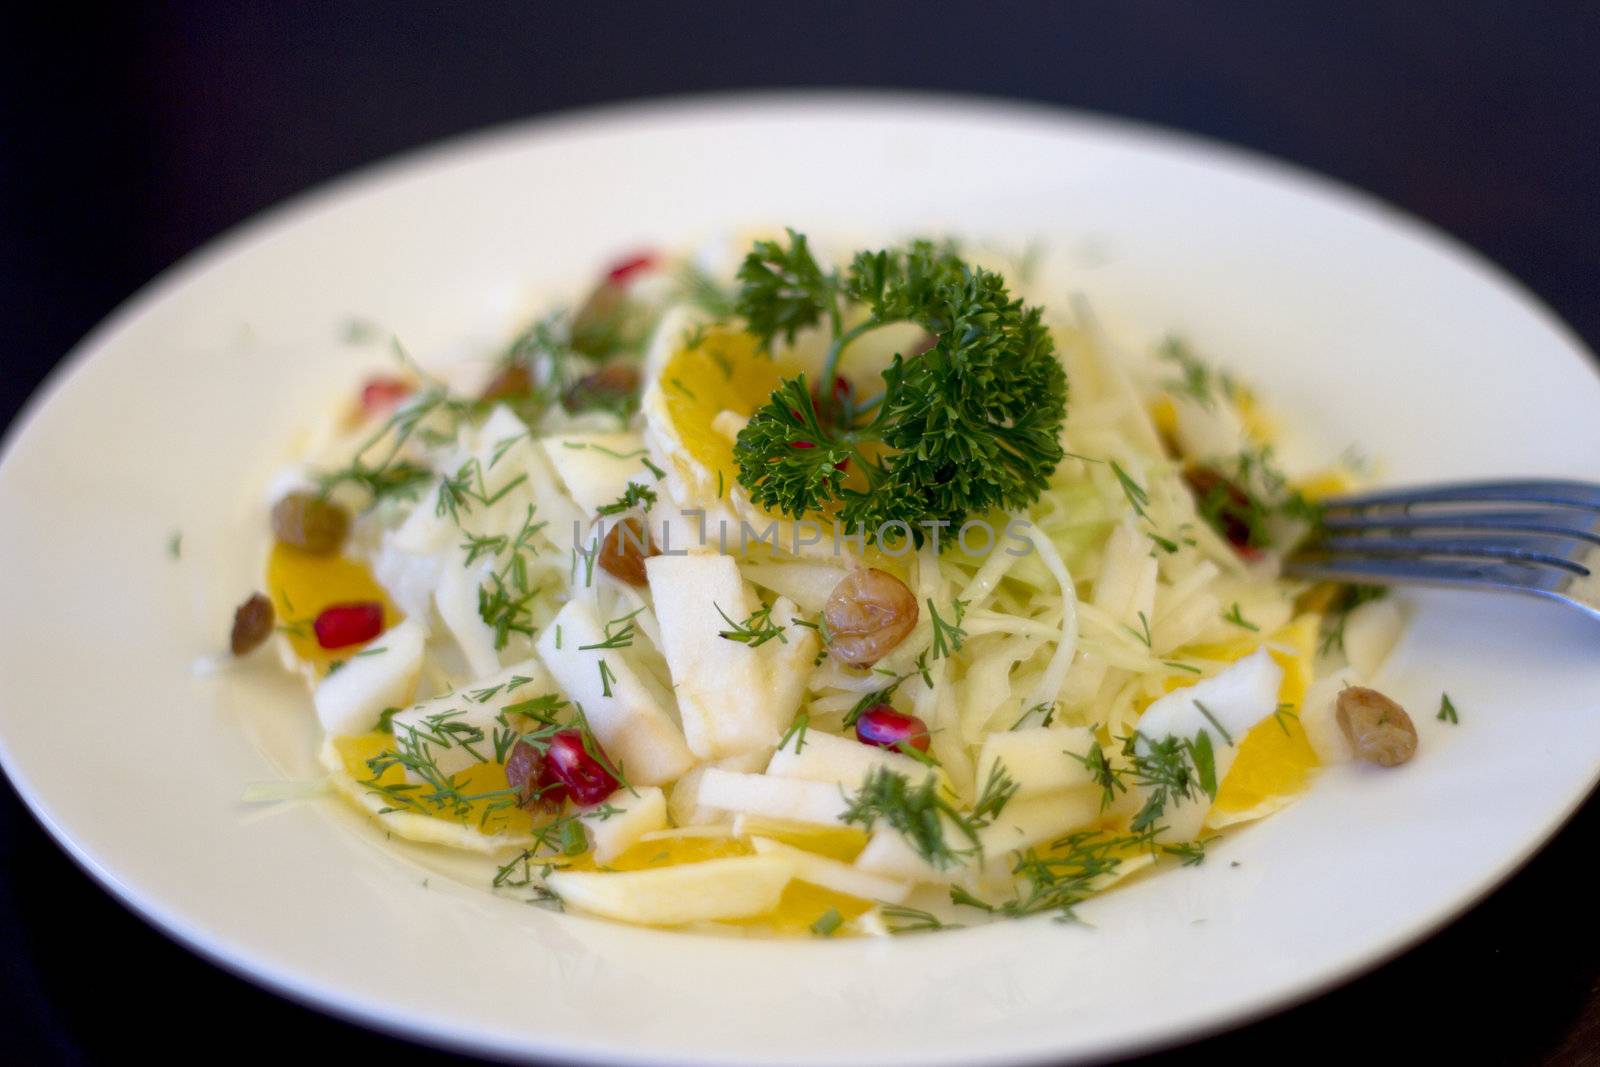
xmin=328 ymin=731 xmax=533 ymax=836
xmin=731 ymin=818 xmax=870 ymax=862
xmin=657 ymin=329 xmax=804 ymax=503
xmin=742 ymin=881 xmax=875 ymax=935
xmin=1210 ymin=614 xmax=1321 ymax=822
xmin=266 ymin=542 xmax=402 ymax=665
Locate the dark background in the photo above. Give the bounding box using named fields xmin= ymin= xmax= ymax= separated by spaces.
xmin=3 ymin=3 xmax=1598 ymax=1064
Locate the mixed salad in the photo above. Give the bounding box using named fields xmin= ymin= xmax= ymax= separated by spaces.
xmin=230 ymin=231 xmax=1422 ymax=935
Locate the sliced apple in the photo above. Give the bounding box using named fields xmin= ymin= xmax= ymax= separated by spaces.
xmin=535 ymin=600 xmax=694 ymax=786
xmin=750 ymin=837 xmax=911 ymax=904
xmin=695 ymin=768 xmax=850 ymax=826
xmin=1300 ymin=665 xmax=1361 ymax=764
xmin=314 ymin=618 xmax=426 ymax=735
xmin=435 ymin=542 xmax=502 ymax=679
xmin=582 ymin=786 xmax=668 ymax=864
xmin=385 ymin=659 xmax=553 ymax=776
xmin=740 ymin=559 xmax=851 ymax=615
xmin=976 ymin=726 xmax=1100 ymax=800
xmin=646 ymin=554 xmax=779 ymax=759
xmin=546 ymin=856 xmax=792 ymax=925
xmin=666 ymin=748 xmax=769 ymax=827
xmin=765 ymin=729 xmax=929 ymax=789
xmin=852 ymin=826 xmax=966 ymax=886
xmin=1343 ymin=597 xmax=1406 ymax=679
xmin=541 ymin=431 xmax=655 ymax=516
xmin=758 ymin=596 xmax=818 ymax=726
xmin=976 ymin=791 xmax=1101 ymax=865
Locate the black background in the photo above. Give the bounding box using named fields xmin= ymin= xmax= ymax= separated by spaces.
xmin=2 ymin=3 xmax=1598 ymax=1064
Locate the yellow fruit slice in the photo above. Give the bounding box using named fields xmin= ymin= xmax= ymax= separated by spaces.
xmin=732 ymin=817 xmax=870 ymax=862
xmin=651 ymin=329 xmax=805 ymax=507
xmin=1293 ymin=467 xmax=1358 ymax=502
xmin=546 ymin=856 xmax=793 ymax=926
xmin=322 ymin=732 xmax=534 ymax=850
xmin=266 ymin=543 xmax=402 ymax=665
xmin=747 ymin=881 xmax=875 ymax=936
xmin=1208 ymin=613 xmax=1321 ymax=826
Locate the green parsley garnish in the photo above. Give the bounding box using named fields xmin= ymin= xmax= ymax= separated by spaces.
xmin=730 ymin=231 xmax=1068 ymax=545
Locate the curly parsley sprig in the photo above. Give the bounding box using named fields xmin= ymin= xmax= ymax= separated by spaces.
xmin=731 ymin=231 xmax=1069 ymax=546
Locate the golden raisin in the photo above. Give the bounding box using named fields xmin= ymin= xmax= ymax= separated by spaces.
xmin=822 ymin=568 xmax=919 ymax=668
xmin=1336 ymin=686 xmax=1418 ymax=767
xmin=230 ymin=593 xmax=275 ymax=656
xmin=597 ymin=517 xmax=655 ymax=586
xmin=270 ymin=492 xmax=349 ymax=555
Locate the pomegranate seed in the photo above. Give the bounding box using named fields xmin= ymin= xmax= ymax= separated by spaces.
xmin=543 ymin=730 xmax=621 ymax=806
xmin=604 ymin=252 xmax=656 ymax=284
xmin=505 ymin=740 xmax=568 ymax=811
xmin=790 ymin=440 xmax=815 ymax=449
xmin=1184 ymin=465 xmax=1262 ymax=557
xmin=855 ymin=704 xmax=931 ymax=753
xmin=312 ymin=601 xmax=384 ymax=649
xmin=359 ymin=376 xmax=412 ymax=415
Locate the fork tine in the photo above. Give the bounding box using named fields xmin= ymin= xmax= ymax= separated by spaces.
xmin=1310 ymin=535 xmax=1593 ymax=576
xmin=1283 ymin=554 xmax=1577 ymax=599
xmin=1320 ymin=508 xmax=1600 ymax=546
xmin=1321 ymin=479 xmax=1600 ymax=512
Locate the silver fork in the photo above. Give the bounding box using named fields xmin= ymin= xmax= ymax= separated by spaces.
xmin=1283 ymin=479 xmax=1600 ymax=623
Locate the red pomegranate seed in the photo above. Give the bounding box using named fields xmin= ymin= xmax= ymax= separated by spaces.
xmin=359 ymin=376 xmax=412 ymax=415
xmin=790 ymin=440 xmax=816 ymax=449
xmin=543 ymin=730 xmax=621 ymax=806
xmin=605 ymin=252 xmax=656 ymax=285
xmin=312 ymin=601 xmax=384 ymax=649
xmin=855 ymin=705 xmax=931 ymax=753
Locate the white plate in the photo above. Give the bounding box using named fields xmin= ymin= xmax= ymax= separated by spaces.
xmin=2 ymin=93 xmax=1598 ymax=1066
